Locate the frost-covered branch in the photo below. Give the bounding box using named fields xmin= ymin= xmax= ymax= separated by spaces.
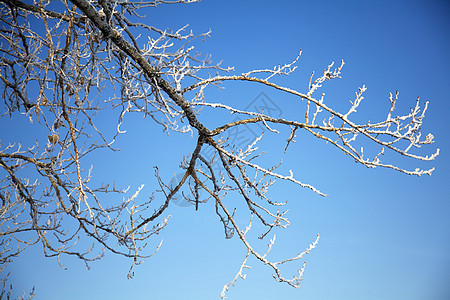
xmin=0 ymin=0 xmax=438 ymax=298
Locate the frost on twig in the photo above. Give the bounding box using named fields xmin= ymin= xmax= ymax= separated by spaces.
xmin=0 ymin=0 xmax=438 ymax=298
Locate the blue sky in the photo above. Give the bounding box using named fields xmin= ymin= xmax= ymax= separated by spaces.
xmin=4 ymin=0 xmax=450 ymax=299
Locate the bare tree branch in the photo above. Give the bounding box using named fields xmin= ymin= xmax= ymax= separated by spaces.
xmin=0 ymin=0 xmax=438 ymax=298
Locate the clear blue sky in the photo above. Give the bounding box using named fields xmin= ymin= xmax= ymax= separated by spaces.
xmin=5 ymin=0 xmax=450 ymax=299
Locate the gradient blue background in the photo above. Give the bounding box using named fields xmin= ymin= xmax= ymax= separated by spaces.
xmin=4 ymin=0 xmax=450 ymax=299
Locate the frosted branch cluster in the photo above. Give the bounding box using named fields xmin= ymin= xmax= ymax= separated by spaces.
xmin=0 ymin=0 xmax=438 ymax=298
